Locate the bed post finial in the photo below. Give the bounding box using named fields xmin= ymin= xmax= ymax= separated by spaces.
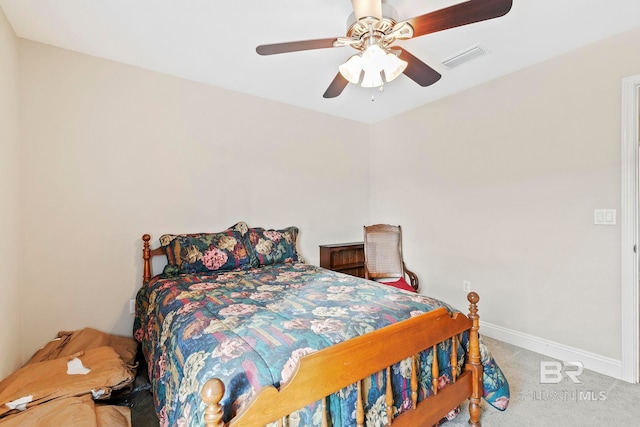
xmin=467 ymin=291 xmax=482 ymax=427
xmin=201 ymin=378 xmax=225 ymax=427
xmin=143 ymin=234 xmax=152 ymax=284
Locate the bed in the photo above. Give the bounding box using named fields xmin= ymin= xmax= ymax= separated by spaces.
xmin=134 ymin=222 xmax=509 ymax=426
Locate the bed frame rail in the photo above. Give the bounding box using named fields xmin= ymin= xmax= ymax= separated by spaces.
xmin=201 ymin=293 xmax=483 ymax=427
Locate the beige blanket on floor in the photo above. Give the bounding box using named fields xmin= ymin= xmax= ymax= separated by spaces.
xmin=26 ymin=328 xmax=138 ymax=367
xmin=0 ymin=328 xmax=137 ymax=426
xmin=0 ymin=346 xmax=134 ymax=418
xmin=0 ymin=395 xmax=131 ymax=427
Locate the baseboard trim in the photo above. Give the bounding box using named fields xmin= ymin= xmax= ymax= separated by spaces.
xmin=480 ymin=321 xmax=623 ymax=380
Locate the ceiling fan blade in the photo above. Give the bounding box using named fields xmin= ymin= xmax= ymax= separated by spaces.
xmin=403 ymin=0 xmax=512 ymax=38
xmin=351 ymin=0 xmax=382 ymax=20
xmin=393 ymin=48 xmax=441 ymax=87
xmin=256 ymin=38 xmax=339 ymax=55
xmin=323 ymin=73 xmax=349 ymax=98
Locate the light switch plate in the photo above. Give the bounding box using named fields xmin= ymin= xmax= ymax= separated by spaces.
xmin=594 ymin=209 xmax=616 ymax=225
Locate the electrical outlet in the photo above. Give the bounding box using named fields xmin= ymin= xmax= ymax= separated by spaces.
xmin=463 ymin=280 xmax=471 ymax=292
xmin=129 ymin=299 xmax=135 ymax=315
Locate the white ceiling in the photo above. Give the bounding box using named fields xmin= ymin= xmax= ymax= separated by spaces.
xmin=1 ymin=0 xmax=639 ymax=123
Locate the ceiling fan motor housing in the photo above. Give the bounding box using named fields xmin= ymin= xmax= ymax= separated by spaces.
xmin=345 ymin=3 xmax=415 ymax=52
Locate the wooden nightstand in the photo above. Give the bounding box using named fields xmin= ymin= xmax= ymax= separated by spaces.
xmin=319 ymin=242 xmax=365 ymax=278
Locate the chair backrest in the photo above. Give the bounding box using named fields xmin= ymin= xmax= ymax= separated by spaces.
xmin=363 ymin=224 xmax=404 ymax=280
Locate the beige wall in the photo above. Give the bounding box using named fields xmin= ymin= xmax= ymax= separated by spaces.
xmin=371 ymin=27 xmax=640 ymax=360
xmin=0 ymin=8 xmax=20 ymax=378
xmin=18 ymin=40 xmax=370 ymax=360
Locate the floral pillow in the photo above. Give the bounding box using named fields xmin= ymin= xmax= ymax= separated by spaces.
xmin=160 ymin=222 xmax=253 ymax=276
xmin=246 ymin=226 xmax=303 ymax=266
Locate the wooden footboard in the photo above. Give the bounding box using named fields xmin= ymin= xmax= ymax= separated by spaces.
xmin=200 ymin=293 xmax=483 ymax=427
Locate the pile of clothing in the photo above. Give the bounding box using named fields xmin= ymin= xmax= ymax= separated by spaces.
xmin=0 ymin=328 xmax=138 ymax=426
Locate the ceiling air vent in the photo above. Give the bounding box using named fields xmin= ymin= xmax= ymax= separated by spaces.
xmin=442 ymin=45 xmax=490 ymax=69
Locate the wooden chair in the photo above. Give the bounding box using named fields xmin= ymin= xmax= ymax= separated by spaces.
xmin=363 ymin=224 xmax=419 ymax=291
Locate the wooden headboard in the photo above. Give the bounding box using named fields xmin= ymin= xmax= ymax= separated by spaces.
xmin=142 ymin=234 xmax=165 ymax=284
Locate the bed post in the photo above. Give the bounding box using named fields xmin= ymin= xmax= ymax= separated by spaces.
xmin=201 ymin=378 xmax=225 ymax=427
xmin=467 ymin=292 xmax=482 ymax=427
xmin=143 ymin=234 xmax=152 ymax=284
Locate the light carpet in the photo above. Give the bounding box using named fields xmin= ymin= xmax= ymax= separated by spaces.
xmin=446 ymin=336 xmax=640 ymax=426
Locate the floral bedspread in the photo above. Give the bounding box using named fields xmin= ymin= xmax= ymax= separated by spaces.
xmin=134 ymin=263 xmax=509 ymax=426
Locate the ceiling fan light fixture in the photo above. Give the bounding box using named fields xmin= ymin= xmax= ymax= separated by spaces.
xmin=360 ymin=69 xmax=384 ymax=88
xmin=338 ymin=54 xmax=363 ymax=84
xmin=361 ymin=43 xmax=385 ymax=64
xmin=339 ymin=43 xmax=407 ymax=88
xmin=360 ymin=44 xmax=386 ymax=88
xmin=382 ymin=51 xmax=407 ymax=82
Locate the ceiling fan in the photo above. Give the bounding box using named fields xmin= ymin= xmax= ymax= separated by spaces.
xmin=256 ymin=0 xmax=513 ymax=98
